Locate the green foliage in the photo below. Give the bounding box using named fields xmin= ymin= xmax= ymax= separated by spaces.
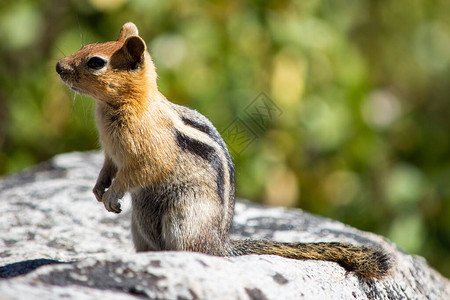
xmin=1 ymin=0 xmax=450 ymax=276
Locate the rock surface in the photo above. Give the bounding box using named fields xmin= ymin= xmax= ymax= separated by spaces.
xmin=0 ymin=151 xmax=449 ymax=299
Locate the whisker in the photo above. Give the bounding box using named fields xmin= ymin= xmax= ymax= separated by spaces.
xmin=55 ymin=46 xmax=66 ymax=57
xmin=71 ymin=91 xmax=77 ymax=112
xmin=81 ymin=96 xmax=88 ymax=121
xmin=76 ymin=15 xmax=84 ymax=47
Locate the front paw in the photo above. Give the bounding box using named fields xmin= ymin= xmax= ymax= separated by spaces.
xmin=102 ymin=189 xmax=123 ymax=214
xmin=93 ymin=184 xmax=106 ymax=202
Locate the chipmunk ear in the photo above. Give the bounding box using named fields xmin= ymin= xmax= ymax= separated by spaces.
xmin=117 ymin=22 xmax=139 ymax=42
xmin=123 ymin=36 xmax=146 ymax=67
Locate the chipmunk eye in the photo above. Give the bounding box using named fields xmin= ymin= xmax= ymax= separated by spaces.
xmin=87 ymin=57 xmax=107 ymax=70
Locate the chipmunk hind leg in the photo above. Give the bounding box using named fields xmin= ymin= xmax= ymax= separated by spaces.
xmin=231 ymin=240 xmax=391 ymax=279
xmin=131 ymin=214 xmax=153 ymax=252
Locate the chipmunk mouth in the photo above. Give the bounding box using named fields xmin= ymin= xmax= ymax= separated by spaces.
xmin=57 ymin=73 xmax=86 ymax=95
xmin=68 ymin=84 xmax=90 ymax=97
xmin=69 ymin=85 xmax=82 ymax=93
xmin=59 ymin=76 xmax=88 ymax=96
xmin=59 ymin=76 xmax=79 ymax=92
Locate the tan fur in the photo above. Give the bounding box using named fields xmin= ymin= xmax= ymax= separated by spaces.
xmin=56 ymin=24 xmax=176 ymax=209
xmin=56 ymin=22 xmax=391 ymax=279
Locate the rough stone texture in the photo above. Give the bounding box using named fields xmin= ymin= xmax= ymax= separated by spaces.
xmin=0 ymin=151 xmax=449 ymax=299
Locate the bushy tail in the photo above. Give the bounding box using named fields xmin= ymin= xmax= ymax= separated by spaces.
xmin=231 ymin=240 xmax=391 ymax=279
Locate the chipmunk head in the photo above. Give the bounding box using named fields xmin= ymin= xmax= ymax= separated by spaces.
xmin=56 ymin=22 xmax=157 ymax=104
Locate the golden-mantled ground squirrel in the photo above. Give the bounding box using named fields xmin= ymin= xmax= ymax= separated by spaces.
xmin=56 ymin=22 xmax=391 ymax=279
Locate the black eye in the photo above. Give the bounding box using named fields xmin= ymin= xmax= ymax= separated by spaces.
xmin=87 ymin=57 xmax=106 ymax=69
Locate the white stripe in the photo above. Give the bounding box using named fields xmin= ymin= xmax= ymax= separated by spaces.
xmin=166 ymin=104 xmax=231 ymax=232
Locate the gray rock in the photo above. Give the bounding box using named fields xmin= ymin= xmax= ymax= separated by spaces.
xmin=0 ymin=151 xmax=448 ymax=299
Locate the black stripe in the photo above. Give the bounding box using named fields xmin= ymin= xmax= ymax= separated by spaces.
xmin=175 ymin=130 xmax=225 ymax=205
xmin=181 ymin=116 xmax=229 ymax=156
xmin=181 ymin=117 xmax=213 ymax=137
xmin=181 ymin=116 xmax=235 ymax=196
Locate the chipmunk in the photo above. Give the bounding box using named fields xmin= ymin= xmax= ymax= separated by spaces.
xmin=56 ymin=22 xmax=391 ymax=279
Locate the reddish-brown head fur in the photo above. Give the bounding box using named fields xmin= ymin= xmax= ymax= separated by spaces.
xmin=56 ymin=22 xmax=157 ymax=106
xmin=56 ymin=22 xmax=177 ymax=187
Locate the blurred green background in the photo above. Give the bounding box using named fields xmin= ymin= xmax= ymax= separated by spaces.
xmin=1 ymin=0 xmax=450 ymax=276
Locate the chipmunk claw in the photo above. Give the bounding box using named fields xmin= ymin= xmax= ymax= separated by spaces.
xmin=110 ymin=201 xmax=122 ymax=214
xmin=102 ymin=189 xmax=123 ymax=214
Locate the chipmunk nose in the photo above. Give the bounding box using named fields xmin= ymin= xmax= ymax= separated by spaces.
xmin=55 ymin=61 xmax=63 ymax=75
